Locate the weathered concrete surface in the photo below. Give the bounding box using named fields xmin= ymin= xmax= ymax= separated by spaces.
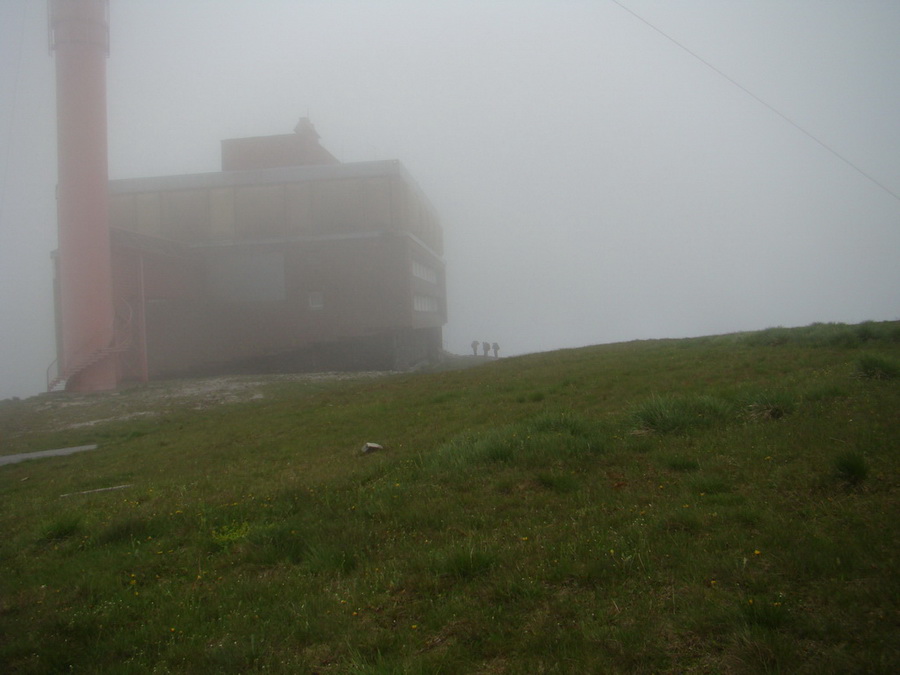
xmin=0 ymin=444 xmax=98 ymax=467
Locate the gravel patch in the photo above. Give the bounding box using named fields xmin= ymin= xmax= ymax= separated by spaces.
xmin=1 ymin=372 xmax=396 ymax=445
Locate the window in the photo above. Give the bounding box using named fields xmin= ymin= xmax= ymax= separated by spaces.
xmin=413 ymin=294 xmax=438 ymax=313
xmin=411 ymin=260 xmax=438 ymax=284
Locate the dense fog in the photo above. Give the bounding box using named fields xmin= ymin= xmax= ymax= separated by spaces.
xmin=2 ymin=1 xmax=899 ymax=399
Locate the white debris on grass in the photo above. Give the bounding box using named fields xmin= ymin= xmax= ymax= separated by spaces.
xmin=21 ymin=372 xmax=396 ymax=434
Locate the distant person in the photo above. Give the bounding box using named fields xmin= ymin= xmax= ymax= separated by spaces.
xmin=492 ymin=342 xmax=499 ymax=358
xmin=471 ymin=340 xmax=480 ymax=356
xmin=482 ymin=341 xmax=490 ymax=357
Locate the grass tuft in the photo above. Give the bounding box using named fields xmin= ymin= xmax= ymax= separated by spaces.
xmin=431 ymin=545 xmax=497 ymax=580
xmin=739 ymin=389 xmax=795 ymax=421
xmin=833 ymin=451 xmax=869 ymax=486
xmin=630 ymin=394 xmax=732 ymax=434
xmin=535 ymin=471 xmax=579 ymax=493
xmin=96 ymin=515 xmax=163 ymax=544
xmin=855 ymin=353 xmax=900 ymax=380
xmin=210 ymin=521 xmax=251 ymax=549
xmin=427 ymin=412 xmax=604 ymax=472
xmin=740 ymin=597 xmax=789 ymax=629
xmin=38 ymin=514 xmax=83 ymax=543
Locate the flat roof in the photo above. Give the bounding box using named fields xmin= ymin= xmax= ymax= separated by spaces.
xmin=110 ymin=227 xmax=444 ymax=263
xmin=109 ymin=159 xmax=408 ymax=195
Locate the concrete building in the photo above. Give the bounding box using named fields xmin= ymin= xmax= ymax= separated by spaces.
xmin=52 ymin=120 xmax=446 ymax=387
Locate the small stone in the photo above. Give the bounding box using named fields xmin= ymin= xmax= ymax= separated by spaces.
xmin=360 ymin=442 xmax=383 ymax=454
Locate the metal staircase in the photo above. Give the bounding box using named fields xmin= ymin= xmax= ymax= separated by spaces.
xmin=46 ymin=300 xmax=134 ymax=392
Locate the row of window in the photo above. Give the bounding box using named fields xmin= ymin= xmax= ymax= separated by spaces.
xmin=111 ymin=176 xmax=442 ymax=254
xmin=411 ymin=260 xmax=438 ymax=284
xmin=307 ymin=291 xmax=439 ymax=314
xmin=413 ymin=295 xmax=439 ymax=313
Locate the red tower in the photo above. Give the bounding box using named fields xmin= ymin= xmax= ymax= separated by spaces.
xmin=49 ymin=0 xmax=117 ymax=392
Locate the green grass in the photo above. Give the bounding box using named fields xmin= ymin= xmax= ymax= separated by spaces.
xmin=629 ymin=393 xmax=734 ymax=434
xmin=1 ymin=321 xmax=899 ymax=673
xmin=832 ymin=450 xmax=870 ymax=486
xmin=856 ymin=353 xmax=900 ymax=380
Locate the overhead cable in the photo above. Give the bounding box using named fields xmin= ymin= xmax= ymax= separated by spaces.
xmin=610 ymin=0 xmax=900 ymax=204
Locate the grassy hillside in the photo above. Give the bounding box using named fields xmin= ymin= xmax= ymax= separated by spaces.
xmin=1 ymin=322 xmax=898 ymax=673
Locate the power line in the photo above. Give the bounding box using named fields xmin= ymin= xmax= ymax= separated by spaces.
xmin=609 ymin=0 xmax=900 ymax=204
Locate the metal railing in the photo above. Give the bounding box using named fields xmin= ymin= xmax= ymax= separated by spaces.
xmin=46 ymin=299 xmax=134 ymax=392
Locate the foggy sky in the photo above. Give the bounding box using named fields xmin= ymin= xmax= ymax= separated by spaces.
xmin=2 ymin=1 xmax=899 ymax=400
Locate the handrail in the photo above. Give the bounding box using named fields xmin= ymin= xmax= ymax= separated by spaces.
xmin=46 ymin=298 xmax=135 ymax=391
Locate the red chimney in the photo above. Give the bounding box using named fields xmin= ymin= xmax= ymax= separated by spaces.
xmin=49 ymin=0 xmax=117 ymax=392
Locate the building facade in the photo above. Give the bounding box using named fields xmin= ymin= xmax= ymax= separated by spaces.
xmin=59 ymin=121 xmax=446 ymax=385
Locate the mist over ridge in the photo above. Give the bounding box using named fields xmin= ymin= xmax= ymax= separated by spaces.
xmin=2 ymin=1 xmax=899 ymax=399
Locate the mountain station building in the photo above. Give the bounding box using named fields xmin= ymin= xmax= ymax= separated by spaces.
xmin=53 ymin=120 xmax=446 ymax=386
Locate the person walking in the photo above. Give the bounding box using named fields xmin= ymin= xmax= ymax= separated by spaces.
xmin=471 ymin=340 xmax=480 ymax=356
xmin=492 ymin=342 xmax=499 ymax=358
xmin=482 ymin=341 xmax=490 ymax=357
